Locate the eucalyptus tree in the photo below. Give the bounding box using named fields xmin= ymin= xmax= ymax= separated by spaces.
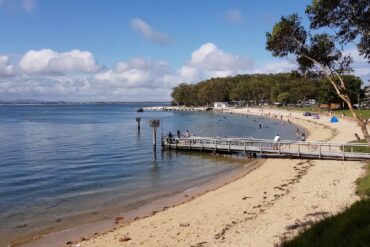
xmin=266 ymin=0 xmax=370 ymax=145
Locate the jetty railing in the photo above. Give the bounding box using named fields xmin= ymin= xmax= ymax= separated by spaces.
xmin=162 ymin=136 xmax=370 ymax=161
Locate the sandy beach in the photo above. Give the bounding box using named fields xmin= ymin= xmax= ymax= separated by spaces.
xmin=71 ymin=107 xmax=366 ymax=247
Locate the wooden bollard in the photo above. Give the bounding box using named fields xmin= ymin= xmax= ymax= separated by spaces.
xmin=150 ymin=119 xmax=160 ymax=150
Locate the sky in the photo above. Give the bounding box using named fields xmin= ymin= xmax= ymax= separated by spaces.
xmin=0 ymin=0 xmax=368 ymax=102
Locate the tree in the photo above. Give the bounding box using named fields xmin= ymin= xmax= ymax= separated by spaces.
xmin=266 ymin=3 xmax=370 ymax=146
xmin=306 ymin=0 xmax=370 ymax=61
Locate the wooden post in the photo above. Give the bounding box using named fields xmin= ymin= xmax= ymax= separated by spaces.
xmin=244 ymin=141 xmax=247 ymax=153
xmin=150 ymin=120 xmax=160 ymax=150
xmin=298 ymin=143 xmax=301 ymax=157
xmin=228 ymin=141 xmax=231 ymax=152
xmin=260 ymin=142 xmax=262 ymax=154
xmin=215 ymin=140 xmax=217 ymax=153
xmin=319 ymin=144 xmax=322 ymax=159
xmin=152 ymin=128 xmax=157 ymax=150
xmin=342 ymin=144 xmax=345 ymax=160
xmin=278 ymin=143 xmax=281 ymax=155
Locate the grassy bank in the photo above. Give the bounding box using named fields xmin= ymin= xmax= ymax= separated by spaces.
xmin=280 ymin=162 xmax=370 ymax=247
xmin=356 ymin=163 xmax=370 ymax=198
xmin=344 ymin=139 xmax=370 ymax=153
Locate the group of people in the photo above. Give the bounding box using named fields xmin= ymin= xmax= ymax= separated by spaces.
xmin=168 ymin=129 xmax=190 ymax=140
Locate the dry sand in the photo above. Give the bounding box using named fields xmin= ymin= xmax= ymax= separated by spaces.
xmin=77 ymin=107 xmax=366 ymax=247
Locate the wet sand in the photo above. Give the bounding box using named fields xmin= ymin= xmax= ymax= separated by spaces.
xmin=72 ymin=107 xmax=366 ymax=247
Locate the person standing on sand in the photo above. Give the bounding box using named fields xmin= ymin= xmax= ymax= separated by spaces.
xmin=301 ymin=132 xmax=306 ymax=141
xmin=273 ymin=134 xmax=280 ymax=149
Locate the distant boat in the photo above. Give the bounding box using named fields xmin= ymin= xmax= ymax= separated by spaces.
xmin=137 ymin=108 xmax=144 ymax=112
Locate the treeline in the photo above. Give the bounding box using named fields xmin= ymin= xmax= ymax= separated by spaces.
xmin=171 ymin=73 xmax=362 ymax=106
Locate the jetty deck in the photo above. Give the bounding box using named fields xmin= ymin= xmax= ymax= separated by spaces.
xmin=162 ymin=137 xmax=370 ymax=161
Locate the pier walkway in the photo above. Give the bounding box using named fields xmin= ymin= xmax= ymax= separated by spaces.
xmin=162 ymin=136 xmax=370 ymax=161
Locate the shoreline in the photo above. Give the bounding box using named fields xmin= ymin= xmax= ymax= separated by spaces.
xmin=17 ymin=159 xmax=263 ymax=247
xmin=16 ymin=106 xmax=367 ymax=247
xmin=73 ymin=107 xmax=365 ymax=247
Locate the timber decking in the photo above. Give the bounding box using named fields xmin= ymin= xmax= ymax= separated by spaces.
xmin=162 ymin=137 xmax=370 ymax=161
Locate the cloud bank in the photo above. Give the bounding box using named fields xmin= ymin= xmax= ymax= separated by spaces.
xmin=0 ymin=44 xmax=368 ymax=101
xmin=0 ymin=44 xmax=254 ymax=101
xmin=19 ymin=49 xmax=99 ymax=74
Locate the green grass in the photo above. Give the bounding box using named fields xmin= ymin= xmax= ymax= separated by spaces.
xmin=333 ymin=109 xmax=370 ymax=119
xmin=343 ymin=139 xmax=370 ymax=153
xmin=277 ymin=106 xmax=370 ymax=119
xmin=280 ymin=199 xmax=370 ymax=247
xmin=356 ymin=163 xmax=370 ymax=198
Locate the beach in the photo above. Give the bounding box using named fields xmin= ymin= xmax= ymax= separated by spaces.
xmin=67 ymin=107 xmax=366 ymax=247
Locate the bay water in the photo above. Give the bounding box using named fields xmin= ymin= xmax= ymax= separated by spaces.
xmin=0 ymin=103 xmax=299 ymax=245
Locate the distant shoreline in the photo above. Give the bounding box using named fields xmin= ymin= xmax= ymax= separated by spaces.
xmin=0 ymin=101 xmax=171 ymax=105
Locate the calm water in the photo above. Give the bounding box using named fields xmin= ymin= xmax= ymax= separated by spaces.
xmin=0 ymin=103 xmax=299 ymax=245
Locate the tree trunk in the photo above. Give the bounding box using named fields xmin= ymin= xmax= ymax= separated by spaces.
xmin=345 ymin=97 xmax=370 ymax=147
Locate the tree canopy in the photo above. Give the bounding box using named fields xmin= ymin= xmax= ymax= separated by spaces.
xmin=266 ymin=0 xmax=370 ymax=145
xmin=171 ymin=73 xmax=362 ymax=107
xmin=306 ymin=0 xmax=370 ymax=61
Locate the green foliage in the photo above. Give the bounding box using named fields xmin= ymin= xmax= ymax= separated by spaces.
xmin=280 ymin=199 xmax=370 ymax=247
xmin=306 ymin=0 xmax=370 ymax=61
xmin=170 ymin=73 xmax=362 ymax=106
xmin=343 ymin=139 xmax=370 ymax=153
xmin=356 ymin=162 xmax=370 ymax=198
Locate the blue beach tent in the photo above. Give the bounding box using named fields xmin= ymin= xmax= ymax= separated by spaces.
xmin=330 ymin=116 xmax=339 ymax=123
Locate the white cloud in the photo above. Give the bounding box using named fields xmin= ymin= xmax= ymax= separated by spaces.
xmin=94 ymin=58 xmax=176 ymax=89
xmin=130 ymin=18 xmax=171 ymax=45
xmin=0 ymin=55 xmax=15 ymax=76
xmin=178 ymin=42 xmax=254 ymax=82
xmin=254 ymin=60 xmax=298 ymax=74
xmin=225 ymin=9 xmax=243 ymax=23
xmin=0 ymin=43 xmax=257 ymax=101
xmin=19 ymin=49 xmax=99 ymax=75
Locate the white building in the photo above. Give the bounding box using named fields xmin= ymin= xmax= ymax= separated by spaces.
xmin=213 ymin=102 xmax=229 ymax=110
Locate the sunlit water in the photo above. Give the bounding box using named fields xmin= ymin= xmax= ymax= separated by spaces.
xmin=0 ymin=103 xmax=299 ymax=245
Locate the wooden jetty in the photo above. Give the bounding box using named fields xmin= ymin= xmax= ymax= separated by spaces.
xmin=162 ymin=136 xmax=370 ymax=161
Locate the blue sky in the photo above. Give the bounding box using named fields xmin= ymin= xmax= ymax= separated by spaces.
xmin=0 ymin=0 xmax=368 ymax=101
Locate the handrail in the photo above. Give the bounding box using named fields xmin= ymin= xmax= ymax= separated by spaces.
xmin=163 ymin=136 xmax=368 ymax=148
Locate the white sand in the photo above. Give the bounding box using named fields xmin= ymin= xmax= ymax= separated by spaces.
xmin=78 ymin=107 xmax=366 ymax=247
